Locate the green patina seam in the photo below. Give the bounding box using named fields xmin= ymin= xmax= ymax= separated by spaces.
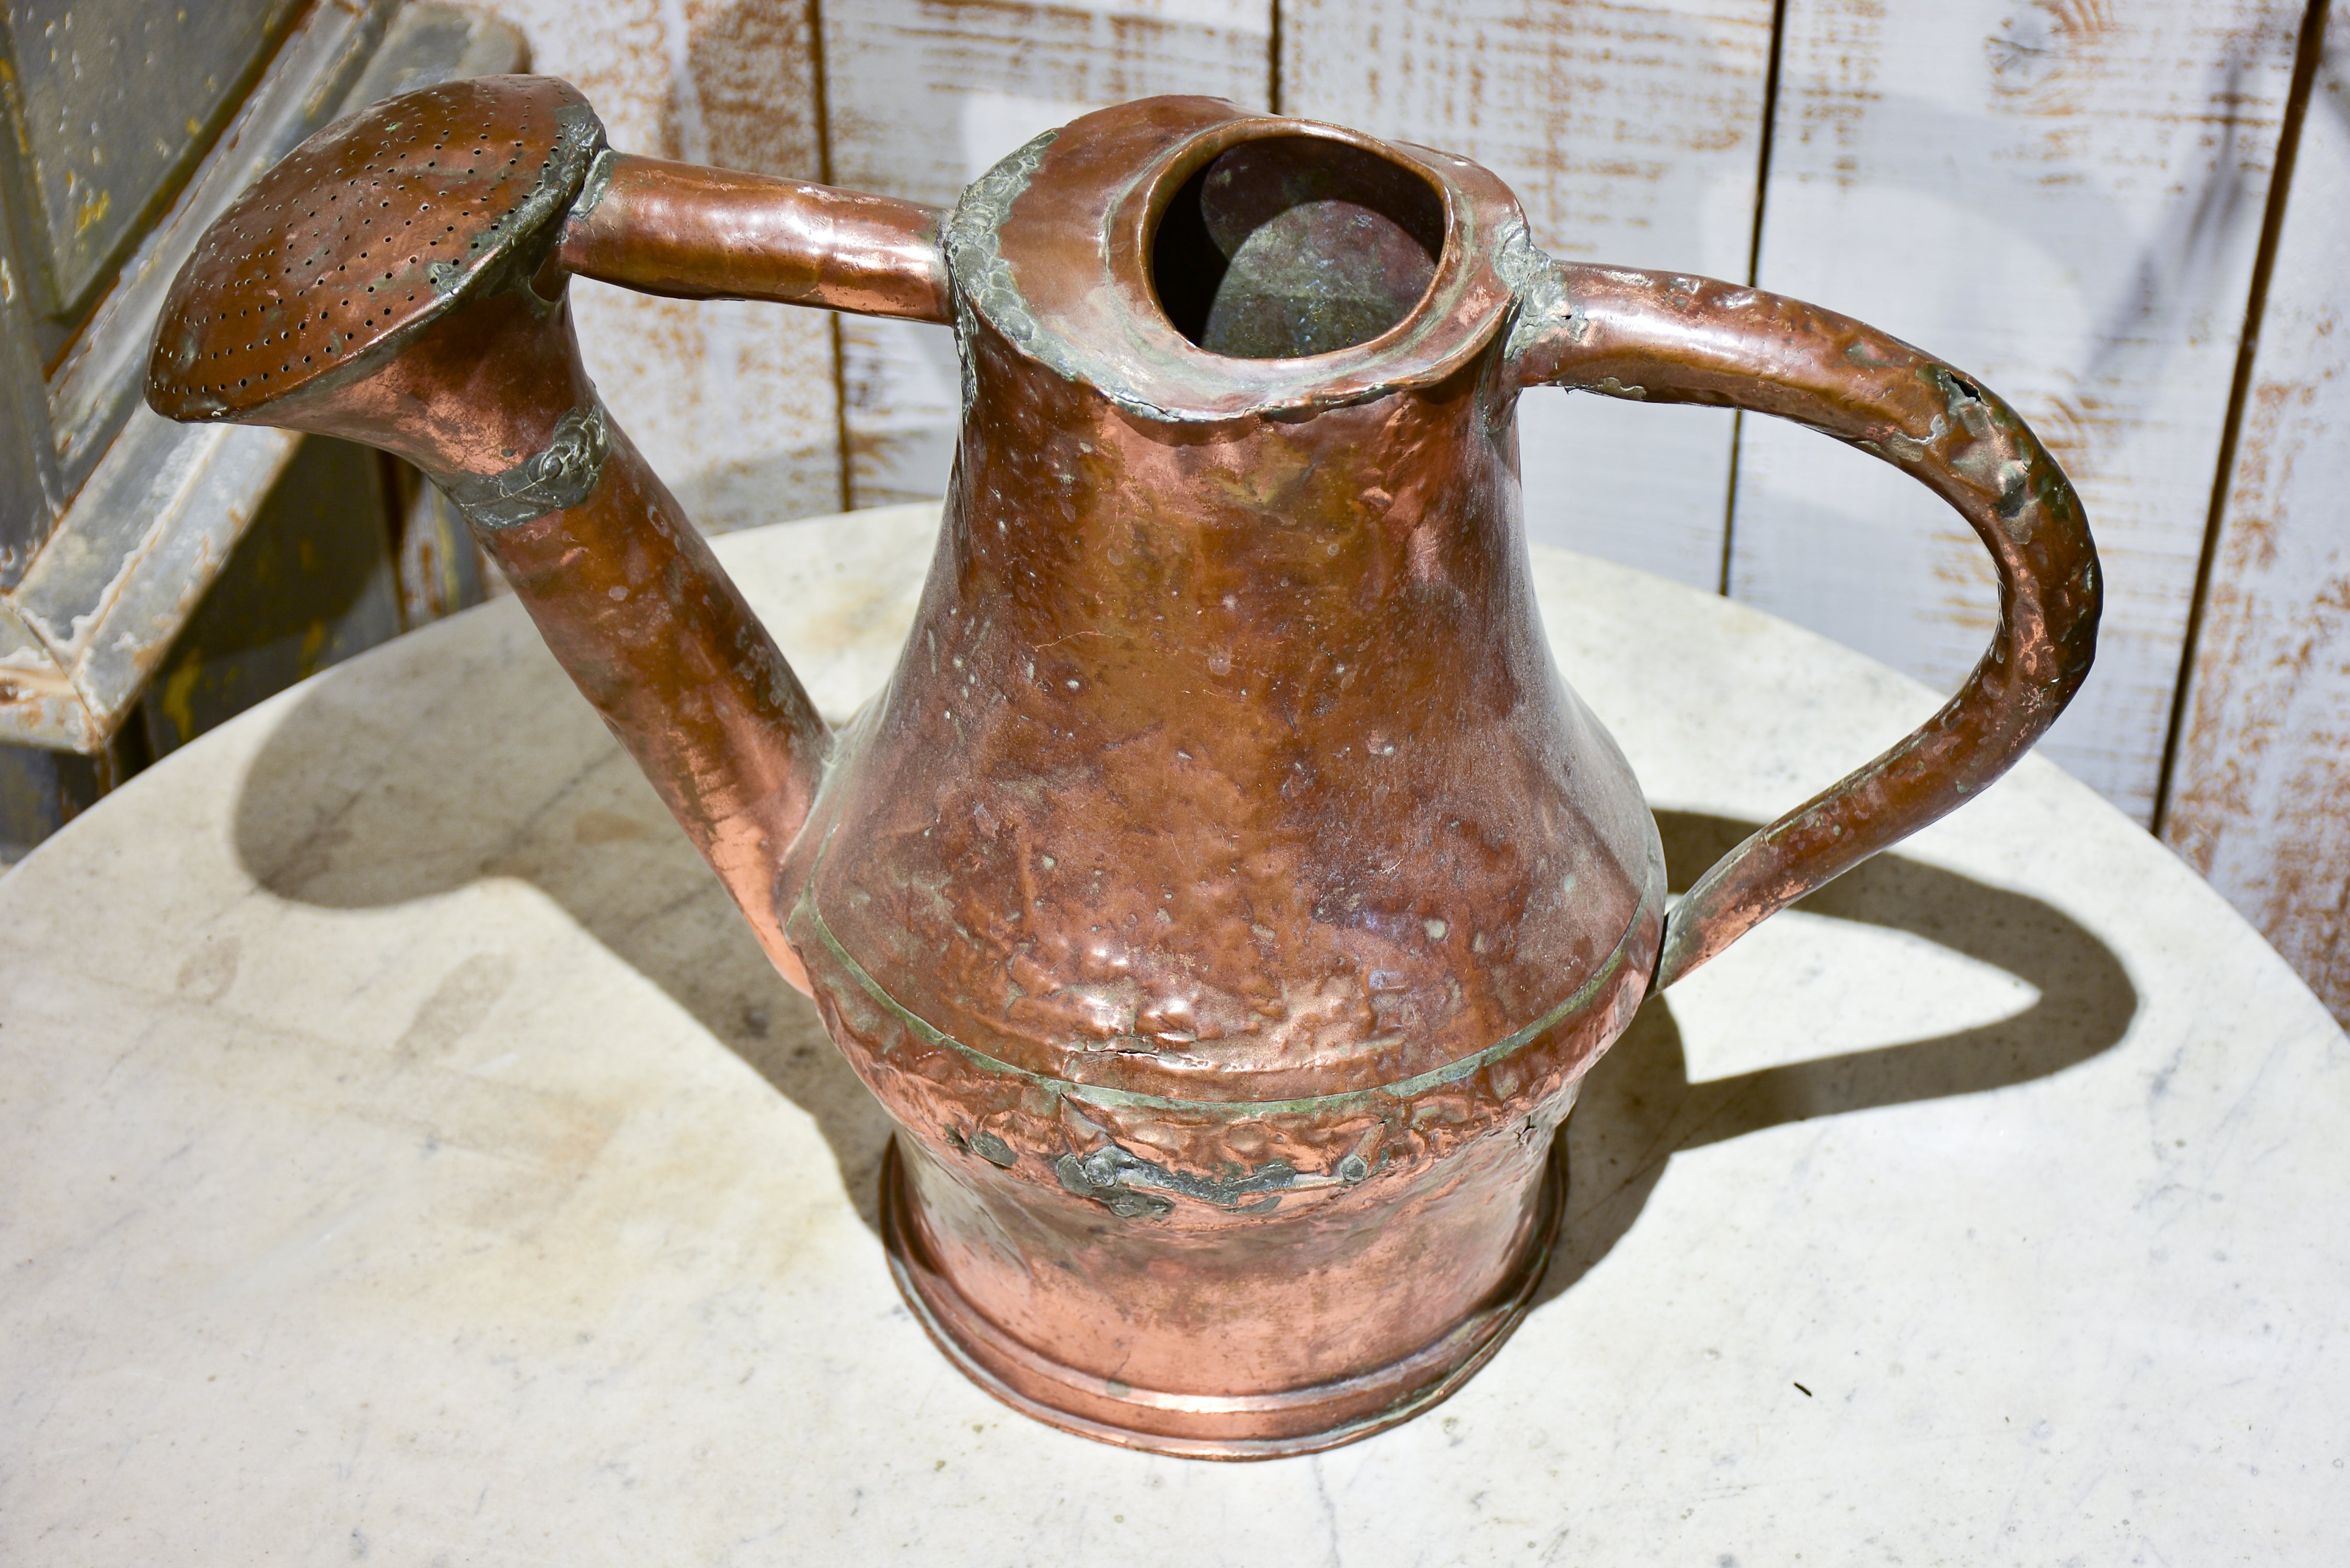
xmin=794 ymin=875 xmax=1636 ymax=1120
xmin=442 ymin=400 xmax=611 ymax=529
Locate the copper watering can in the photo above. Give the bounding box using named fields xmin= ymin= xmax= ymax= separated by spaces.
xmin=148 ymin=79 xmax=2098 ymax=1458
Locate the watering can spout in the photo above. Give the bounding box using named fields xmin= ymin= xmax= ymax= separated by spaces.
xmin=142 ymin=74 xmax=948 ymax=993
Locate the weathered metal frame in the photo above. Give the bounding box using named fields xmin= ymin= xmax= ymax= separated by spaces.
xmin=0 ymin=0 xmax=518 ymax=753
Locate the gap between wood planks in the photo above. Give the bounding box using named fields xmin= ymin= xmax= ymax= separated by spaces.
xmin=809 ymin=0 xmax=856 ymax=517
xmin=1268 ymin=0 xmax=1283 ymax=117
xmin=1718 ymin=0 xmax=1794 ymax=599
xmin=2153 ymin=0 xmax=2335 ymax=838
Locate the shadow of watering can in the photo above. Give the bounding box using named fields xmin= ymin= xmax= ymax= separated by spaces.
xmin=146 ymin=79 xmax=2098 ymax=1459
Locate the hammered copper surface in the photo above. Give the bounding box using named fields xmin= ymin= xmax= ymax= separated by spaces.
xmin=148 ymin=78 xmax=2100 ymax=1459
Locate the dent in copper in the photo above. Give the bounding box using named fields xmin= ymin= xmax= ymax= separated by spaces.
xmin=147 ymin=79 xmax=2099 ymax=1460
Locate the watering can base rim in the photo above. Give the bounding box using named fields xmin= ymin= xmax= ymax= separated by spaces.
xmin=878 ymin=1138 xmax=1562 ymax=1459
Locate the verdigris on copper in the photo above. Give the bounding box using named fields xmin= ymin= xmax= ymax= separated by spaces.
xmin=442 ymin=402 xmax=610 ymax=529
xmin=146 ymin=78 xmax=2099 ymax=1461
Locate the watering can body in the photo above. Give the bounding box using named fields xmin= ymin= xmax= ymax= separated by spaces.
xmin=147 ymin=79 xmax=2098 ymax=1457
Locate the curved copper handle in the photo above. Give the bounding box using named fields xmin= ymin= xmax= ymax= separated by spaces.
xmin=1507 ymin=261 xmax=2101 ymax=992
xmin=556 ymin=153 xmax=952 ymax=323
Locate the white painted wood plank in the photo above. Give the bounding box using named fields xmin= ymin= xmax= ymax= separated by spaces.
xmin=490 ymin=0 xmax=843 ymax=532
xmin=2162 ymin=14 xmax=2350 ymax=1025
xmin=1281 ymin=0 xmax=1775 ymax=589
xmin=1725 ymin=0 xmax=2305 ymax=822
xmin=822 ymin=1 xmax=1274 ymax=506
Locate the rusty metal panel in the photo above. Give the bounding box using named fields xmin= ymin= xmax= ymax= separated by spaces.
xmin=137 ymin=434 xmax=401 ymax=758
xmin=1723 ymin=0 xmax=2307 ymax=823
xmin=338 ymin=0 xmax=530 ymax=99
xmin=0 ymin=742 xmax=100 ymax=866
xmin=0 ymin=185 xmax=54 ymax=572
xmin=37 ymin=0 xmax=393 ymax=511
xmin=2 ymin=412 xmax=303 ymax=752
xmin=2162 ymin=5 xmax=2350 ymax=1027
xmin=0 ymin=589 xmax=135 ymax=861
xmin=1281 ymin=0 xmax=1775 ymax=589
xmin=0 ymin=594 xmax=75 ymax=742
xmin=387 ymin=460 xmax=498 ymax=628
xmin=0 ymin=0 xmax=304 ymax=316
xmin=0 ymin=0 xmax=523 ymax=757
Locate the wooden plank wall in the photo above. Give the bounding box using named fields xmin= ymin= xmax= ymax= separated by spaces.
xmin=2161 ymin=2 xmax=2349 ymax=1022
xmin=1727 ymin=0 xmax=2306 ymax=824
xmin=489 ymin=0 xmax=843 ymax=531
xmin=1281 ymin=0 xmax=1774 ymax=589
xmin=480 ymin=0 xmax=2346 ymax=1019
xmin=823 ymin=2 xmax=1275 ymax=506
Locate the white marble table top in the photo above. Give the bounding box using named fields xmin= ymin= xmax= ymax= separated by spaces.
xmin=3 ymin=505 xmax=2342 ymax=1565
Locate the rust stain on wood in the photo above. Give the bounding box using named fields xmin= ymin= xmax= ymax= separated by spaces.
xmin=2165 ymin=333 xmax=2350 ymax=1024
xmin=1729 ymin=0 xmax=2306 ymax=822
xmin=2163 ymin=0 xmax=2350 ymax=1023
xmin=490 ymin=0 xmax=844 ymax=531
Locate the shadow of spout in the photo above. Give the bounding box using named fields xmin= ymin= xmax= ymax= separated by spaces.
xmin=229 ymin=637 xmax=898 ymax=1231
xmin=1537 ymin=810 xmax=2140 ymax=1308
